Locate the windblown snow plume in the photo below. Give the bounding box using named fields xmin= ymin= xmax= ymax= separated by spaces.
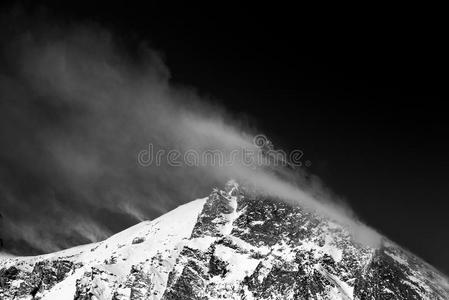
xmin=0 ymin=17 xmax=380 ymax=255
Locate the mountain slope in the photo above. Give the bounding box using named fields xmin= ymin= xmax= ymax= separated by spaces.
xmin=1 ymin=182 xmax=448 ymax=299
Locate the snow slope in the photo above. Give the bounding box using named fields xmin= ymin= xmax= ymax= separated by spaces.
xmin=0 ymin=198 xmax=207 ymax=299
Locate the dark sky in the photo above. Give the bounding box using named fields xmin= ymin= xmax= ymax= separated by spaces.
xmin=1 ymin=1 xmax=448 ymax=273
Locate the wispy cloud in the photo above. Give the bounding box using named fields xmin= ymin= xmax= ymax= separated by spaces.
xmin=0 ymin=15 xmax=380 ymax=254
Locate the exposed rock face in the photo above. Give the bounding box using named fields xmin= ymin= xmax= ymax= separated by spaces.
xmin=0 ymin=259 xmax=75 ymax=299
xmin=1 ymin=182 xmax=448 ymax=299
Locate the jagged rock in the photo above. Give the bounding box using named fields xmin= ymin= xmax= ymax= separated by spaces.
xmin=74 ymin=267 xmax=119 ymax=300
xmin=132 ymin=237 xmax=145 ymax=244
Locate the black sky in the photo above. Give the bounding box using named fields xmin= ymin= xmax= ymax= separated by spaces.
xmin=1 ymin=2 xmax=448 ymax=273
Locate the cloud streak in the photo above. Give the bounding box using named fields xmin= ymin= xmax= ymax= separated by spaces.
xmin=0 ymin=18 xmax=380 ymax=254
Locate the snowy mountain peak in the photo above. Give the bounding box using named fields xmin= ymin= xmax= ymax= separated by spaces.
xmin=224 ymin=179 xmax=240 ymax=196
xmin=1 ymin=183 xmax=449 ymax=299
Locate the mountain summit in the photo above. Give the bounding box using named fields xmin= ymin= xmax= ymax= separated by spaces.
xmin=1 ymin=182 xmax=448 ymax=299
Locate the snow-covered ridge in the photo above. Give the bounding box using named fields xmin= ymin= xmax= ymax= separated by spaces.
xmin=0 ymin=198 xmax=207 ymax=299
xmin=1 ymin=183 xmax=449 ymax=300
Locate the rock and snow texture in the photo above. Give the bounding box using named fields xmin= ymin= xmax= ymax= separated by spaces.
xmin=1 ymin=182 xmax=449 ymax=299
xmin=0 ymin=198 xmax=206 ymax=300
